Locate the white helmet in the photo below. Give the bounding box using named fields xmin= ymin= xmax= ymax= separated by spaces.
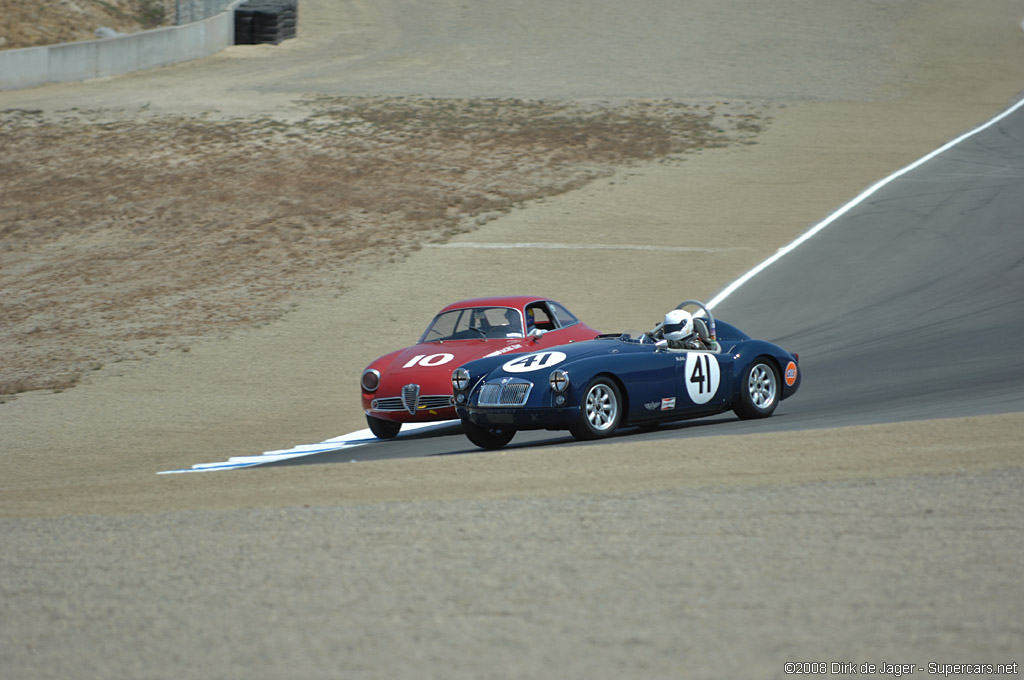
xmin=663 ymin=309 xmax=694 ymax=341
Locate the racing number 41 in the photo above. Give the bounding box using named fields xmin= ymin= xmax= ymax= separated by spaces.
xmin=689 ymin=354 xmax=713 ymax=394
xmin=684 ymin=352 xmax=720 ymax=405
xmin=502 ymin=351 xmax=568 ymax=373
xmin=511 ymin=353 xmax=552 ymax=369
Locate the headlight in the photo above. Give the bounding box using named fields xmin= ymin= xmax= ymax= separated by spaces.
xmin=549 ymin=369 xmax=570 ymax=392
xmin=452 ymin=368 xmax=470 ymax=391
xmin=361 ymin=368 xmax=381 ymax=392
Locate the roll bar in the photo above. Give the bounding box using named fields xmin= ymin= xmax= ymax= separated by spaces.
xmin=675 ymin=300 xmax=717 ymax=344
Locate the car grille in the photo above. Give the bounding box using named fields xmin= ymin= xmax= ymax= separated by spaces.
xmin=477 ymin=380 xmax=533 ymax=407
xmin=372 ymin=393 xmax=454 ymax=413
xmin=402 ymin=383 xmax=420 ymax=414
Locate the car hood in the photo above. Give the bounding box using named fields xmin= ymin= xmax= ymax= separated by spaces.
xmin=373 ymin=339 xmax=535 ymax=390
xmin=478 ymin=338 xmax=630 ymax=377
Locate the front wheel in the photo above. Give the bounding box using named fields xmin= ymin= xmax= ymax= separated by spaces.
xmin=366 ymin=415 xmax=401 ymax=439
xmin=570 ymin=377 xmax=623 ymax=440
xmin=733 ymin=359 xmax=779 ymax=419
xmin=461 ymin=419 xmax=516 ymax=450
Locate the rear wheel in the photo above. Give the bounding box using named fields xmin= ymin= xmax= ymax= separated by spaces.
xmin=570 ymin=377 xmax=623 ymax=440
xmin=461 ymin=419 xmax=516 ymax=450
xmin=733 ymin=359 xmax=779 ymax=419
xmin=366 ymin=415 xmax=401 ymax=439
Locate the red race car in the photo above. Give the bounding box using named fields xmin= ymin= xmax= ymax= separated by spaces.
xmin=361 ymin=296 xmax=600 ymax=438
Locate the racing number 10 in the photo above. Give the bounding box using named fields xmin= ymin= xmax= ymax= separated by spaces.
xmin=403 ymin=353 xmax=455 ymax=368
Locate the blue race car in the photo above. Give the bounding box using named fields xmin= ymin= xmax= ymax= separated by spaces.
xmin=451 ymin=300 xmax=800 ymax=449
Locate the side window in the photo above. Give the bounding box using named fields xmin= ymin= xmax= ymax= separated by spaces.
xmin=548 ymin=302 xmax=580 ymax=328
xmin=525 ymin=303 xmax=556 ymax=331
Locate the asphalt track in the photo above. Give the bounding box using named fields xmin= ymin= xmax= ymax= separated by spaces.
xmin=245 ymin=98 xmax=1024 ymax=469
xmin=714 ymin=98 xmax=1024 ymax=428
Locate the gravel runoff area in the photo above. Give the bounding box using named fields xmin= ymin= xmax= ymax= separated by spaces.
xmin=0 ymin=98 xmax=767 ymax=397
xmin=2 ymin=1 xmax=1024 ymax=678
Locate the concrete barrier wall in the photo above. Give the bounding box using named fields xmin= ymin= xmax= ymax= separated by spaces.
xmin=0 ymin=1 xmax=244 ymax=92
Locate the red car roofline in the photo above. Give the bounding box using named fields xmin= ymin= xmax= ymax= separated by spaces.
xmin=437 ymin=296 xmax=551 ymax=313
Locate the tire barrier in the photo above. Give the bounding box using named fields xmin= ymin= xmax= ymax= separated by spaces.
xmin=234 ymin=0 xmax=297 ymax=45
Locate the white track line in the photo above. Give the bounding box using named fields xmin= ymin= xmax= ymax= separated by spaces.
xmin=157 ymin=420 xmax=459 ymax=474
xmin=160 ymin=96 xmax=1024 ymax=474
xmin=707 ymin=95 xmax=1024 ymax=310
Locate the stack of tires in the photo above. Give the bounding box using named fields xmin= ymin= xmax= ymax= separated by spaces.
xmin=235 ymin=0 xmax=297 ymax=45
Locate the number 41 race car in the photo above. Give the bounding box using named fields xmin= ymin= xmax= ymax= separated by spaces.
xmin=451 ymin=300 xmax=800 ymax=449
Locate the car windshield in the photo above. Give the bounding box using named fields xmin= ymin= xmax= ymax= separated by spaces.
xmin=600 ymin=330 xmax=655 ymax=344
xmin=420 ymin=307 xmax=525 ymax=342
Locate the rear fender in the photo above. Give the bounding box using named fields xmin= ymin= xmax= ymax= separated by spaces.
xmin=728 ymin=341 xmax=800 ymax=401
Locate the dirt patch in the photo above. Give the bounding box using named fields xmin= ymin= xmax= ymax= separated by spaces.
xmin=0 ymin=0 xmax=171 ymax=50
xmin=0 ymin=97 xmax=769 ymax=397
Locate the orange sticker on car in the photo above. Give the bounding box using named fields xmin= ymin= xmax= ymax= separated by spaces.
xmin=785 ymin=361 xmax=798 ymax=386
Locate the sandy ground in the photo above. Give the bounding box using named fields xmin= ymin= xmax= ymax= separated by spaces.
xmin=2 ymin=1 xmax=1024 ymax=678
xmin=0 ymin=98 xmax=765 ymax=396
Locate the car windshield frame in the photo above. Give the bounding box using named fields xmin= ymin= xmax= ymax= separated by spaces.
xmin=419 ymin=306 xmax=526 ymax=343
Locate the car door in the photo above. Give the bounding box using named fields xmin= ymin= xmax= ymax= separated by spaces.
xmin=624 ymin=348 xmax=681 ymax=423
xmin=673 ymin=350 xmax=729 ymax=413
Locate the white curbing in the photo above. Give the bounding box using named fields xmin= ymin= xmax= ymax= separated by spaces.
xmin=158 ymin=420 xmax=459 ymax=473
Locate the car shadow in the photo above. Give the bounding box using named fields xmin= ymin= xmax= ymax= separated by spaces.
xmin=255 ymin=411 xmax=793 ymax=467
xmin=430 ymin=412 xmax=765 ymax=456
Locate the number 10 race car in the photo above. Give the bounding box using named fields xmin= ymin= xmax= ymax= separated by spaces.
xmin=451 ymin=300 xmax=800 ymax=449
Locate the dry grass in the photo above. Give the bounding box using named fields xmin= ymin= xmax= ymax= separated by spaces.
xmin=0 ymin=97 xmax=770 ymax=397
xmin=0 ymin=0 xmax=174 ymax=49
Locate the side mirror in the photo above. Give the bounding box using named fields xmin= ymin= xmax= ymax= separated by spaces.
xmin=529 ymin=328 xmax=546 ymax=340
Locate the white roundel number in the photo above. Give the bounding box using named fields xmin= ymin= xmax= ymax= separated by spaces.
xmin=402 ymin=353 xmax=455 ymax=369
xmin=502 ymin=351 xmax=567 ymax=373
xmin=684 ymin=352 xmax=720 ymax=404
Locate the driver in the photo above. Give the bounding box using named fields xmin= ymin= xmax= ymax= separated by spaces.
xmin=660 ymin=309 xmax=711 ymax=350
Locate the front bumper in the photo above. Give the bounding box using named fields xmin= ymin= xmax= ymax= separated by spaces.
xmin=455 ymin=404 xmax=579 ymax=431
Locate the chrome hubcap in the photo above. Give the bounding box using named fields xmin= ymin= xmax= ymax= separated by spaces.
xmin=748 ymin=364 xmax=777 ymax=410
xmin=584 ymin=384 xmax=618 ymax=431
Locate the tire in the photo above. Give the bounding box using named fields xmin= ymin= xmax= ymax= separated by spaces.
xmin=461 ymin=419 xmax=516 ymax=450
xmin=733 ymin=359 xmax=780 ymax=419
xmin=366 ymin=414 xmax=401 ymax=439
xmin=569 ymin=377 xmax=623 ymax=440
